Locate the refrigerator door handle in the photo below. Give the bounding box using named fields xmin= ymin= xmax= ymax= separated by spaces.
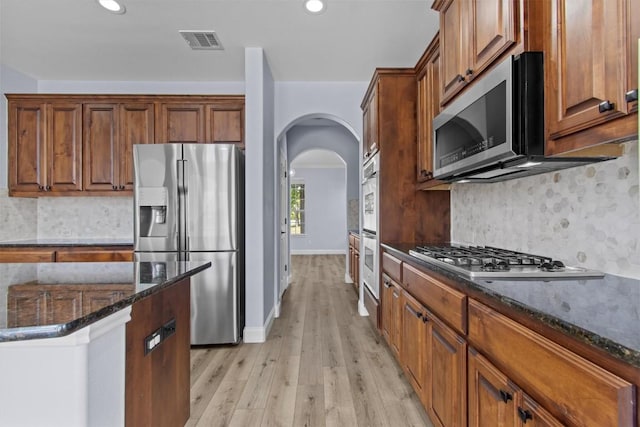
xmin=177 ymin=159 xmax=187 ymax=253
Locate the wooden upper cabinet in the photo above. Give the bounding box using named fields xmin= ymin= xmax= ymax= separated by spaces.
xmin=119 ymin=103 xmax=155 ymax=189
xmin=8 ymin=101 xmax=47 ymax=194
xmin=157 ymin=103 xmax=206 ymax=143
xmin=206 ymin=106 xmax=244 ymax=146
xmin=47 ymin=103 xmax=83 ymax=193
xmin=469 ymin=0 xmax=517 ymax=78
xmin=416 ymin=34 xmax=441 ymax=183
xmin=437 ymin=0 xmax=467 ymax=104
xmin=361 ymin=85 xmax=379 ymax=160
xmin=7 ymin=100 xmax=82 ymax=195
xmin=433 ymin=0 xmax=519 ymax=105
xmin=545 ymin=0 xmax=639 ymax=150
xmin=84 ymin=103 xmax=118 ymax=191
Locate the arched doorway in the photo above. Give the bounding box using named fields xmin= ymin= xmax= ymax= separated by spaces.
xmin=274 ymin=114 xmax=360 ymax=317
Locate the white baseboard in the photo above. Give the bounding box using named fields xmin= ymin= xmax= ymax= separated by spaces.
xmin=344 ymin=273 xmax=353 ymax=283
xmin=288 ymin=274 xmax=292 ymax=284
xmin=243 ymin=305 xmax=276 ymax=343
xmin=358 ymin=299 xmax=369 ymax=316
xmin=274 ymin=300 xmax=281 ymax=318
xmin=290 ymin=249 xmax=347 ymax=255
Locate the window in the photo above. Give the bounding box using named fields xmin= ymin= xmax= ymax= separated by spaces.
xmin=290 ymin=182 xmax=305 ymax=235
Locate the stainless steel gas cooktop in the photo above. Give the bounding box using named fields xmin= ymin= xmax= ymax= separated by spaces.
xmin=408 ymin=245 xmax=604 ymax=280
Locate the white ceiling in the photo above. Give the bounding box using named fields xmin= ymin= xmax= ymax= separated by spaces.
xmin=0 ymin=0 xmax=439 ymax=82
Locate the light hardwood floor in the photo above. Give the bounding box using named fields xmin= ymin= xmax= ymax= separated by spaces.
xmin=186 ymin=255 xmax=433 ymax=427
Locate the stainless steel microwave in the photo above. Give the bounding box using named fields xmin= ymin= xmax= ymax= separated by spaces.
xmin=432 ymin=52 xmax=611 ymax=183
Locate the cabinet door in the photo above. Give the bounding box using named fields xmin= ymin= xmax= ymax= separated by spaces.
xmin=401 ymin=292 xmax=427 ymax=398
xmin=0 ymin=249 xmax=56 ymax=263
xmin=546 ymin=0 xmax=631 ymax=140
xmin=390 ymin=282 xmax=402 ymax=357
xmin=427 ymin=313 xmax=467 ymax=427
xmin=49 ymin=289 xmax=83 ymax=324
xmin=8 ymin=101 xmax=47 ymax=194
xmin=417 ymin=40 xmax=440 ymax=182
xmin=48 ymin=103 xmax=83 ymax=193
xmin=84 ymin=103 xmax=118 ymax=191
xmin=206 ymin=106 xmax=243 ymax=146
xmin=517 ymin=394 xmax=564 ymax=427
xmin=362 ymin=88 xmax=378 ymax=159
xmin=6 ymin=290 xmax=49 ymax=327
xmin=157 ymin=103 xmax=205 ymax=143
xmin=381 ymin=275 xmax=394 ymax=345
xmin=83 ymin=288 xmax=132 ymax=314
xmin=469 ymin=0 xmax=516 ymax=78
xmin=120 ymin=103 xmax=155 ymax=190
xmin=56 ymin=249 xmax=133 ymax=262
xmin=439 ymin=0 xmax=467 ymax=104
xmin=468 ymin=348 xmax=518 ymax=427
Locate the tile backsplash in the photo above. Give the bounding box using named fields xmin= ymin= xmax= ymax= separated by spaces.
xmin=451 ymin=140 xmax=639 ymax=279
xmin=37 ymin=197 xmax=133 ymax=240
xmin=0 ymin=189 xmax=37 ymax=241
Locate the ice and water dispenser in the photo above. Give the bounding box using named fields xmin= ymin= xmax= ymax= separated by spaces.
xmin=138 ymin=187 xmax=169 ymax=238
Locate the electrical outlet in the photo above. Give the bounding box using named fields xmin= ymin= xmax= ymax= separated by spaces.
xmin=163 ymin=318 xmax=176 ymax=339
xmin=144 ymin=328 xmax=162 ymax=355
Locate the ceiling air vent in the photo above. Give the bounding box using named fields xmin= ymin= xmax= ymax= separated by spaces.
xmin=179 ymin=31 xmax=224 ymax=50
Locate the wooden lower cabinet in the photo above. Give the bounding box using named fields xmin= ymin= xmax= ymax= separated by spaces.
xmin=426 ymin=312 xmax=467 ymax=427
xmin=401 ymin=291 xmax=427 ymax=401
xmin=468 ymin=299 xmax=634 ymax=426
xmin=468 ymin=347 xmax=564 ymax=427
xmin=0 ymin=246 xmax=133 ymax=263
xmin=381 ymin=274 xmax=402 ymax=358
xmin=7 ymin=284 xmax=134 ymax=327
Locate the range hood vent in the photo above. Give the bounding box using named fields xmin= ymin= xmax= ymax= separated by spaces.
xmin=179 ymin=31 xmax=224 ymax=50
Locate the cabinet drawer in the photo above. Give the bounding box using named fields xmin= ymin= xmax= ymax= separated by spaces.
xmin=0 ymin=249 xmax=56 ymax=263
xmin=402 ymin=263 xmax=466 ymax=334
xmin=56 ymin=249 xmax=133 ymax=262
xmin=382 ymin=252 xmax=402 ymax=283
xmin=468 ymin=299 xmax=634 ymax=427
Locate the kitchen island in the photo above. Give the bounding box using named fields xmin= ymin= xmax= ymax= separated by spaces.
xmin=0 ymin=260 xmax=210 ymax=427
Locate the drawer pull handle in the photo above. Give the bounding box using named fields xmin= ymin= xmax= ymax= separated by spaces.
xmin=499 ymin=390 xmax=512 ymax=403
xmin=456 ymin=74 xmax=464 ymax=83
xmin=626 ymin=89 xmax=638 ymax=103
xmin=598 ymin=100 xmax=615 ymax=113
xmin=465 ymin=68 xmax=473 ymax=76
xmin=517 ymin=408 xmax=532 ymax=423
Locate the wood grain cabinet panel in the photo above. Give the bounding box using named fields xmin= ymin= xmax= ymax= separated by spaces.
xmin=468 ymin=348 xmax=519 ymax=427
xmin=361 ymin=87 xmax=379 ymax=160
xmin=469 ymin=0 xmax=517 ymax=78
xmin=206 ymin=106 xmax=244 ymax=146
xmin=468 ymin=299 xmax=635 ymax=426
xmin=8 ymin=101 xmax=47 ymax=193
xmin=426 ymin=312 xmax=467 ymax=427
xmin=437 ymin=0 xmax=468 ymax=104
xmin=545 ymin=0 xmax=639 ymax=152
xmin=416 ymin=35 xmax=441 ymax=183
xmin=84 ymin=103 xmax=118 ymax=191
xmin=118 ymin=103 xmax=155 ymax=190
xmin=55 ymin=249 xmax=133 ymax=262
xmin=49 ymin=290 xmax=83 ymax=324
xmin=381 ymin=274 xmax=402 ymax=359
xmin=0 ymin=249 xmax=56 ymax=263
xmin=157 ymin=103 xmax=206 ymax=144
xmin=8 ymin=100 xmax=82 ymax=196
xmin=6 ymin=289 xmax=49 ymax=328
xmin=401 ymin=291 xmax=427 ymax=403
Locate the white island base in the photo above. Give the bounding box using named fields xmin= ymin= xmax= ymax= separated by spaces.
xmin=0 ymin=308 xmax=132 ymax=427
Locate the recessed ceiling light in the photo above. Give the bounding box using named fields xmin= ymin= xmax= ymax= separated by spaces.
xmin=304 ymin=0 xmax=325 ymax=14
xmin=98 ymin=0 xmax=126 ymax=14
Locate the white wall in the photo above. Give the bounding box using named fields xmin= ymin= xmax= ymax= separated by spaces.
xmin=289 ymin=167 xmax=347 ymax=253
xmin=275 ymin=81 xmax=367 ymax=140
xmin=37 ymin=80 xmax=244 ymax=94
xmin=244 ymin=47 xmax=276 ymax=342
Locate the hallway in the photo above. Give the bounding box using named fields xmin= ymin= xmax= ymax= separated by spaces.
xmin=186 ymin=255 xmax=432 ymax=427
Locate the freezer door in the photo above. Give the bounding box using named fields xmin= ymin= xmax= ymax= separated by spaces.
xmin=134 ymin=144 xmax=181 ymax=252
xmin=188 ymin=251 xmax=240 ymax=345
xmin=182 ymin=144 xmax=239 ymax=252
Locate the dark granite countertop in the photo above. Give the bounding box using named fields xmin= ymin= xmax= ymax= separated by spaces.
xmin=0 ymin=260 xmax=210 ymax=342
xmin=382 ymin=242 xmax=640 ymax=368
xmin=0 ymin=238 xmax=133 ymax=247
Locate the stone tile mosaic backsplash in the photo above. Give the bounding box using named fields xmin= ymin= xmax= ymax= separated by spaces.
xmin=0 ymin=189 xmax=37 ymax=241
xmin=37 ymin=197 xmax=133 ymax=240
xmin=451 ymin=140 xmax=639 ymax=279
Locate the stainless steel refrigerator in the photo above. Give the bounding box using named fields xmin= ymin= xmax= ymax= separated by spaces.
xmin=133 ymin=143 xmax=244 ymax=345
